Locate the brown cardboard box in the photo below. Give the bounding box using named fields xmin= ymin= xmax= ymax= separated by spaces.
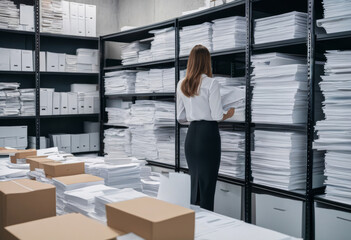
xmin=0 ymin=179 xmax=56 ymax=239
xmin=5 ymin=213 xmax=123 ymax=240
xmin=0 ymin=148 xmax=19 ymax=155
xmin=10 ymin=149 xmax=37 ymax=164
xmin=42 ymin=162 xmax=85 ymax=178
xmin=26 ymin=158 xmax=55 ymax=171
xmin=53 ymin=174 xmax=104 ymax=186
xmin=106 ymin=197 xmax=195 ymax=240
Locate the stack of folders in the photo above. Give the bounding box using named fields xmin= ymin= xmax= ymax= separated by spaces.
xmin=93 ymin=188 xmax=147 ymax=223
xmin=63 ymin=184 xmax=117 ymax=216
xmin=104 ymin=128 xmax=131 ymax=158
xmin=149 ymin=27 xmax=175 ymax=61
xmin=317 ymin=0 xmax=351 ymax=34
xmin=251 ymin=53 xmax=308 ymax=124
xmin=180 ymin=22 xmax=213 ymax=56
xmin=104 ymin=70 xmax=137 ymax=95
xmin=212 ymin=16 xmax=246 ymax=51
xmin=19 ymin=89 xmax=35 ymax=116
xmin=121 ymin=41 xmax=149 ymax=65
xmin=314 ymin=50 xmax=351 ymax=204
xmin=0 ymin=82 xmax=20 ymax=116
xmin=0 ymin=0 xmax=19 ymax=30
xmin=41 ymin=0 xmax=63 ymax=33
xmin=254 ymin=11 xmax=308 ymax=44
xmin=252 ymin=130 xmax=308 ymax=190
xmin=220 ymin=131 xmax=245 ymax=178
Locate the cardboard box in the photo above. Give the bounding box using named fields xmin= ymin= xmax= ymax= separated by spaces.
xmin=5 ymin=213 xmax=122 ymax=240
xmin=10 ymin=149 xmax=37 ymax=164
xmin=106 ymin=197 xmax=195 ymax=240
xmin=26 ymin=157 xmax=55 ymax=171
xmin=53 ymin=174 xmax=104 ymax=187
xmin=43 ymin=162 xmax=85 ymax=178
xmin=0 ymin=179 xmax=56 ymax=239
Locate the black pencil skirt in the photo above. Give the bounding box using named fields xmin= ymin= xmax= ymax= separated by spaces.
xmin=184 ymin=120 xmax=221 ymax=211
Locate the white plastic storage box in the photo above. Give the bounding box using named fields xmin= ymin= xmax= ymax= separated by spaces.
xmin=214 ymin=181 xmax=242 ymax=219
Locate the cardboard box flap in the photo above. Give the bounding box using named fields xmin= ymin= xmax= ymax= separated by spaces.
xmin=26 ymin=157 xmax=50 ymax=164
xmin=0 ymin=148 xmax=19 ymax=155
xmin=43 ymin=162 xmax=85 ymax=178
xmin=13 ymin=149 xmax=37 ymax=158
xmin=0 ymin=179 xmax=55 ymax=195
xmin=53 ymin=174 xmax=103 ymax=185
xmin=107 ymin=197 xmax=194 ymax=222
xmin=5 ymin=213 xmax=121 ymax=240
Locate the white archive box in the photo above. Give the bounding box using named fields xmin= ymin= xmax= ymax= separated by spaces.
xmin=68 ymin=92 xmax=78 ymax=114
xmin=62 ymin=1 xmax=70 ymax=35
xmin=255 ymin=193 xmax=304 ymax=238
xmin=40 ymin=51 xmax=46 ymax=72
xmin=89 ymin=132 xmax=99 ymax=151
xmin=58 ymin=54 xmax=66 ymax=72
xmin=0 ymin=48 xmax=10 ymax=70
xmin=21 ymin=50 xmax=33 ymax=71
xmin=70 ymin=2 xmax=79 ymax=35
xmin=40 ymin=89 xmax=54 ymax=115
xmin=10 ymin=49 xmax=22 ymax=71
xmin=315 ymin=203 xmax=351 ymax=240
xmin=84 ymin=96 xmax=94 ymax=114
xmin=78 ymin=4 xmax=86 ymax=36
xmin=60 ymin=134 xmax=72 ymax=153
xmin=85 ymin=5 xmax=96 ymax=37
xmin=60 ymin=92 xmax=69 ymax=115
xmin=214 ymin=181 xmax=242 ymax=220
xmin=71 ymin=134 xmax=81 ymax=153
xmin=46 ymin=52 xmax=59 ymax=72
xmin=78 ymin=93 xmax=85 ymax=114
xmin=20 ymin=4 xmax=34 ymax=31
xmin=53 ymin=92 xmax=61 ymax=115
xmin=79 ymin=133 xmax=90 ymax=152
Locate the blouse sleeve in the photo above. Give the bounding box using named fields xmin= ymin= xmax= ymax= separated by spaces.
xmin=209 ymin=79 xmax=226 ymax=121
xmin=177 ymin=85 xmax=187 ymax=124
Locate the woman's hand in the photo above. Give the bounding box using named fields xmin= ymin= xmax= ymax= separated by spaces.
xmin=222 ymin=108 xmax=235 ymax=121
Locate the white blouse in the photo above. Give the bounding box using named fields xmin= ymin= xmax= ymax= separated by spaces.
xmin=177 ymin=74 xmax=226 ymax=124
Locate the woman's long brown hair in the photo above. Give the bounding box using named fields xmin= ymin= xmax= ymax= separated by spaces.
xmin=181 ymin=45 xmax=212 ymax=97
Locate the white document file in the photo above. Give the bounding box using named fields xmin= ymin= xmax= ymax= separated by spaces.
xmin=79 ymin=133 xmax=90 ymax=152
xmin=71 ymin=134 xmax=80 ymax=153
xmin=10 ymin=49 xmax=22 ymax=71
xmin=77 ymin=4 xmax=86 ymax=36
xmin=60 ymin=92 xmax=69 ymax=115
xmin=0 ymin=48 xmax=10 ymax=70
xmin=70 ymin=2 xmax=79 ymax=35
xmin=40 ymin=51 xmax=46 ymax=72
xmin=21 ymin=50 xmax=33 ymax=71
xmin=52 ymin=92 xmax=61 ymax=115
xmin=68 ymin=92 xmax=78 ymax=114
xmin=62 ymin=1 xmax=70 ymax=35
xmin=40 ymin=89 xmax=54 ymax=115
xmin=46 ymin=52 xmax=59 ymax=72
xmin=20 ymin=5 xmax=34 ymax=31
xmin=84 ymin=96 xmax=94 ymax=114
xmin=89 ymin=132 xmax=99 ymax=151
xmin=58 ymin=54 xmax=66 ymax=72
xmin=60 ymin=134 xmax=71 ymax=153
xmin=85 ymin=5 xmax=96 ymax=37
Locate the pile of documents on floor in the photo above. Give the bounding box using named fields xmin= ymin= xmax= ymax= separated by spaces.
xmin=212 ymin=16 xmax=246 ymax=51
xmin=314 ymin=50 xmax=351 ymax=204
xmin=254 ymin=11 xmax=308 ymax=44
xmin=317 ymin=0 xmax=351 ymax=34
xmin=251 ymin=53 xmax=308 ymax=124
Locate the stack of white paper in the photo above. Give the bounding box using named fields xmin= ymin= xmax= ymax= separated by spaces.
xmin=64 ymin=184 xmax=117 ymax=216
xmin=138 ymin=49 xmax=153 ymax=63
xmin=154 ymin=101 xmax=175 ymax=127
xmin=252 ymin=130 xmax=307 ymax=190
xmin=180 ymin=128 xmax=188 ymax=168
xmin=19 ymin=89 xmax=35 ymax=116
xmin=220 ymin=131 xmax=245 ymax=178
xmin=135 ymin=71 xmax=150 ymax=93
xmin=65 ymin=54 xmax=77 ymax=72
xmin=155 ymin=127 xmax=175 ymax=165
xmin=104 ymin=128 xmax=131 ymax=158
xmin=149 ymin=27 xmax=175 ymax=61
xmin=212 ymin=16 xmax=246 ymax=51
xmin=105 ymin=107 xmax=130 ymax=126
xmin=317 ymin=0 xmax=351 ymax=34
xmin=180 ymin=22 xmax=213 ymax=56
xmin=0 ymin=82 xmax=20 ymax=116
xmin=0 ymin=159 xmax=28 ymax=181
xmin=131 ymin=124 xmax=158 ymax=160
xmin=0 ymin=0 xmax=20 ymax=30
xmin=104 ymin=70 xmax=137 ymax=95
xmin=313 ymin=50 xmax=351 ymax=204
xmin=41 ymin=0 xmax=63 ymax=34
xmin=162 ymin=67 xmax=175 ymax=92
xmin=121 ymin=41 xmax=149 ymax=65
xmin=148 ymin=69 xmax=163 ymax=92
xmin=135 ymin=68 xmax=175 ymax=93
xmin=251 ymin=53 xmax=308 ymax=124
xmin=254 ymin=11 xmax=308 ymax=44
xmin=76 ymin=49 xmax=99 ymax=73
xmin=140 ymin=167 xmax=161 ymax=197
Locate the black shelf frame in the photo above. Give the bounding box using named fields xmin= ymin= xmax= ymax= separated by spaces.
xmin=0 ymin=0 xmax=100 ymax=151
xmin=97 ymin=1 xmax=350 ymax=240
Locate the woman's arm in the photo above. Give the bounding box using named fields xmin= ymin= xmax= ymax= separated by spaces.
xmin=222 ymin=108 xmax=235 ymax=121
xmin=209 ymin=80 xmax=234 ymax=121
xmin=177 ymin=87 xmax=187 ymax=124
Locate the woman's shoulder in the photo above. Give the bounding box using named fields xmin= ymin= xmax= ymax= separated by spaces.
xmin=201 ymin=75 xmax=217 ymax=88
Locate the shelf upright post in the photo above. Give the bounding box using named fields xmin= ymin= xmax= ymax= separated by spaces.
xmin=306 ymin=0 xmax=316 ymax=239
xmin=98 ymin=37 xmax=105 ymax=156
xmin=175 ymin=19 xmax=180 ymax=172
xmin=34 ymin=0 xmax=41 ymax=149
xmin=244 ymin=0 xmax=253 ymax=223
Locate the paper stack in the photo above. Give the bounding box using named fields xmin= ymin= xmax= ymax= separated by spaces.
xmin=104 ymin=128 xmax=131 ymax=158
xmin=251 ymin=53 xmax=308 ymax=124
xmin=135 ymin=71 xmax=150 ymax=93
xmin=138 ymin=49 xmax=153 ymax=63
xmin=148 ymin=69 xmax=164 ymax=92
xmin=105 ymin=107 xmax=130 ymax=126
xmin=155 ymin=127 xmax=175 ymax=165
xmin=131 ymin=124 xmax=158 ymax=160
xmin=220 ymin=131 xmax=245 ymax=178
xmin=317 ymin=0 xmax=351 ymax=34
xmin=180 ymin=128 xmax=188 ymax=168
xmin=140 ymin=166 xmax=161 ymax=197
xmin=104 ymin=70 xmax=137 ymax=95
xmin=135 ymin=68 xmax=175 ymax=93
xmin=0 ymin=82 xmax=20 ymax=116
xmin=121 ymin=41 xmax=149 ymax=65
xmin=162 ymin=67 xmax=176 ymax=92
xmin=149 ymin=27 xmax=175 ymax=61
xmin=252 ymin=130 xmax=307 ymax=190
xmin=65 ymin=54 xmax=78 ymax=72
xmin=0 ymin=0 xmax=20 ymax=30
xmin=154 ymin=101 xmax=175 ymax=127
xmin=180 ymin=22 xmax=213 ymax=56
xmin=254 ymin=11 xmax=308 ymax=44
xmin=212 ymin=16 xmax=246 ymax=51
xmin=41 ymin=0 xmax=63 ymax=34
xmin=0 ymin=158 xmax=28 ymax=181
xmin=19 ymin=89 xmax=35 ymax=116
xmin=313 ymin=50 xmax=351 ymax=204
xmin=76 ymin=49 xmax=99 ymax=73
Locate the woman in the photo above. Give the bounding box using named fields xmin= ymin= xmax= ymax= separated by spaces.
xmin=177 ymin=45 xmax=235 ymax=211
